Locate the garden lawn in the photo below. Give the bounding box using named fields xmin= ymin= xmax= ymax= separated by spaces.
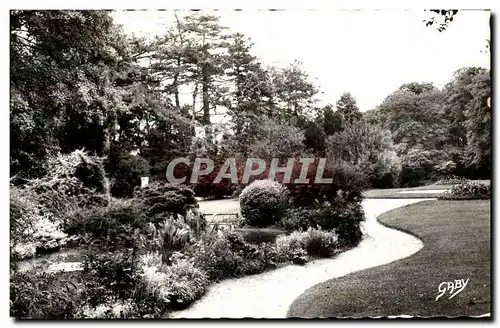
xmin=364 ymin=180 xmax=490 ymax=199
xmin=287 ymin=199 xmax=491 ymax=318
xmin=363 ymin=184 xmax=454 ymax=199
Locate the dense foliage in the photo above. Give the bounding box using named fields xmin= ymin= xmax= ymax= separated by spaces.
xmin=280 ymin=197 xmax=365 ymax=247
xmin=369 ymin=73 xmax=491 ymax=186
xmin=10 ymin=10 xmax=490 ymax=195
xmin=10 ymin=271 xmax=81 ymax=319
xmin=133 ymin=182 xmax=198 ymax=218
xmin=10 ymin=9 xmax=490 ymax=319
xmin=239 ymin=180 xmax=290 ymax=227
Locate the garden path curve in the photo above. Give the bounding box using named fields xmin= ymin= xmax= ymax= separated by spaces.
xmin=169 ymin=198 xmax=432 ymax=319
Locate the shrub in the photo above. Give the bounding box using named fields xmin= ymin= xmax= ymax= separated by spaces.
xmin=454 ymin=182 xmax=491 ymax=196
xmin=11 ymin=243 xmax=37 ymax=263
xmin=370 ymin=149 xmax=402 ymax=188
xmin=238 ymin=241 xmax=280 ymax=275
xmin=239 ymin=180 xmax=290 ymax=227
xmin=325 ymin=121 xmax=401 ymax=189
xmin=10 ymin=185 xmax=76 ymax=261
xmin=108 ymin=151 xmax=150 ymax=198
xmin=184 ymin=209 xmax=208 ymax=238
xmin=27 ymin=176 xmax=108 ymax=233
xmin=45 ymin=149 xmax=106 ymax=192
xmin=286 ymin=160 xmax=368 ymax=207
xmin=274 ymin=228 xmax=338 ymax=261
xmin=302 ymin=228 xmax=338 ymax=258
xmin=279 ymin=198 xmax=365 ymax=247
xmin=134 ymin=182 xmax=198 ymax=218
xmin=399 ymin=148 xmax=436 ymax=187
xmin=280 ymin=207 xmax=315 ymax=232
xmin=10 ymin=186 xmax=38 ymax=256
xmin=190 ymin=230 xmax=246 ymax=281
xmin=77 ymin=250 xmax=169 ymax=319
xmin=18 ymin=151 xmax=109 ymax=232
xmin=139 ymin=252 xmax=169 ymax=297
xmin=11 ymin=249 xmax=177 ymax=319
xmin=189 ymin=229 xmax=279 ymax=281
xmin=439 ymin=182 xmax=491 ymax=200
xmin=10 ymin=271 xmax=81 ymax=318
xmin=29 ymin=217 xmax=70 ymax=255
xmin=234 ymin=228 xmax=287 ymax=245
xmin=140 ymin=252 xmax=210 ymax=309
xmin=81 ymin=249 xmax=143 ymax=307
xmin=11 ymin=150 xmax=106 ymax=253
xmin=158 ymin=259 xmax=210 ymax=307
xmin=65 ymin=198 xmax=149 ymax=248
xmin=74 ymin=159 xmax=106 ymax=193
xmin=328 ymin=162 xmax=369 ymax=201
xmin=77 ymin=299 xmax=137 ymax=319
xmin=274 ymin=232 xmax=307 ymax=263
xmin=138 ymin=218 xmax=193 ymax=264
xmin=313 ymin=199 xmax=365 ymax=247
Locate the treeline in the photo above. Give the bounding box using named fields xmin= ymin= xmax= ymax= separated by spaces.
xmin=367 ymin=73 xmax=491 ymax=186
xmin=11 ymin=10 xmax=491 ymax=197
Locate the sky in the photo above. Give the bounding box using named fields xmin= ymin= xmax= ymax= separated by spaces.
xmin=111 ymin=9 xmax=490 ymax=112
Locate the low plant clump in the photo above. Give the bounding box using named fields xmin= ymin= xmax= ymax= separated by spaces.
xmin=275 ymin=228 xmax=338 ymax=263
xmin=438 ymin=182 xmax=491 ymax=200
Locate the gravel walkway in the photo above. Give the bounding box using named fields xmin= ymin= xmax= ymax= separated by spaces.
xmin=169 ymin=198 xmax=432 ymax=319
xmin=197 ymin=198 xmax=241 ymax=214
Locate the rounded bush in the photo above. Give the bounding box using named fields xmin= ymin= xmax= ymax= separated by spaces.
xmin=134 ymin=182 xmax=198 ymax=218
xmin=239 ymin=180 xmax=289 ymax=227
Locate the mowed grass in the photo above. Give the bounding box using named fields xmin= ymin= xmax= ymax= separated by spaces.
xmin=364 ymin=180 xmax=490 ymax=199
xmin=287 ymin=200 xmax=491 ymax=318
xmin=363 ymin=184 xmax=454 ymax=199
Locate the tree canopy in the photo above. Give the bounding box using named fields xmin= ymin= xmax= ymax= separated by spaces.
xmin=10 ymin=10 xmax=491 ymax=193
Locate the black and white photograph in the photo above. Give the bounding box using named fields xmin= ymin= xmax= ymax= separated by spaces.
xmin=9 ymin=6 xmax=492 ymax=320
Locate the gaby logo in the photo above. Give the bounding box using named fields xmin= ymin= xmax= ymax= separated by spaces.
xmin=436 ymin=278 xmax=469 ymax=301
xmin=165 ymin=157 xmax=333 ymax=185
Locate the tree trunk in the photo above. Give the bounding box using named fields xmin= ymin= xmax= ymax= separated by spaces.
xmin=192 ymin=82 xmax=198 ymax=123
xmin=202 ymin=64 xmax=212 ymax=144
xmin=173 ymin=57 xmax=181 ymax=108
xmin=103 ymin=126 xmax=112 ymax=200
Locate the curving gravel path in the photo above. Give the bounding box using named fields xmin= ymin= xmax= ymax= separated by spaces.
xmin=169 ymin=198 xmax=432 ymax=319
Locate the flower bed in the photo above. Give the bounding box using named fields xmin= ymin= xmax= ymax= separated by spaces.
xmin=438 ymin=182 xmax=491 ymax=200
xmin=11 ymin=223 xmax=341 ymax=319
